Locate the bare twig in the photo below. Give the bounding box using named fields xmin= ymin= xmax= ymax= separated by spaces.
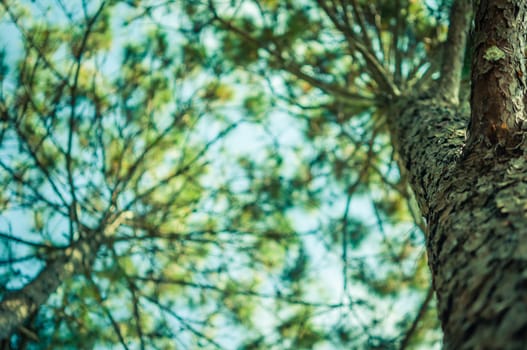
xmin=399 ymin=285 xmax=434 ymax=350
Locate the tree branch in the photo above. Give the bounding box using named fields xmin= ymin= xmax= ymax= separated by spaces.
xmin=399 ymin=285 xmax=434 ymax=350
xmin=315 ymin=0 xmax=399 ymax=96
xmin=208 ymin=2 xmax=376 ymax=106
xmin=438 ymin=0 xmax=473 ymax=104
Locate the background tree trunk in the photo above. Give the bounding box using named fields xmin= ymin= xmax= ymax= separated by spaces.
xmin=0 ymin=239 xmax=101 ymax=339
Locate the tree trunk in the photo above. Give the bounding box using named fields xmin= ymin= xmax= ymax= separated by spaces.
xmin=389 ymin=1 xmax=527 ymax=347
xmin=390 ymin=95 xmax=527 ymax=349
xmin=0 ymin=239 xmax=100 ymax=339
xmin=0 ymin=207 xmax=131 ymax=340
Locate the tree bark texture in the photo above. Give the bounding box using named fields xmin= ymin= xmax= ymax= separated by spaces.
xmin=467 ymin=0 xmax=527 ymax=150
xmin=389 ymin=1 xmax=527 ymax=348
xmin=390 ymin=96 xmax=527 ymax=349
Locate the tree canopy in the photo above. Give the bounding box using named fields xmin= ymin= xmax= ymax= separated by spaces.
xmin=0 ymin=0 xmax=462 ymax=348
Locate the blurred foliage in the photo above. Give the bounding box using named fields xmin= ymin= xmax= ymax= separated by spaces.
xmin=0 ymin=0 xmax=451 ymax=349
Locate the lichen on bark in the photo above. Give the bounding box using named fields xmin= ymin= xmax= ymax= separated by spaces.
xmin=483 ymin=45 xmax=506 ymax=61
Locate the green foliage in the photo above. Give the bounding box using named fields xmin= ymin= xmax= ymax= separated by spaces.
xmin=0 ymin=0 xmax=444 ymax=349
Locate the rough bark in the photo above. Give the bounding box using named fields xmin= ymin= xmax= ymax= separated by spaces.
xmin=389 ymin=1 xmax=527 ymax=348
xmin=390 ymin=96 xmax=527 ymax=349
xmin=467 ymin=0 xmax=527 ymax=150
